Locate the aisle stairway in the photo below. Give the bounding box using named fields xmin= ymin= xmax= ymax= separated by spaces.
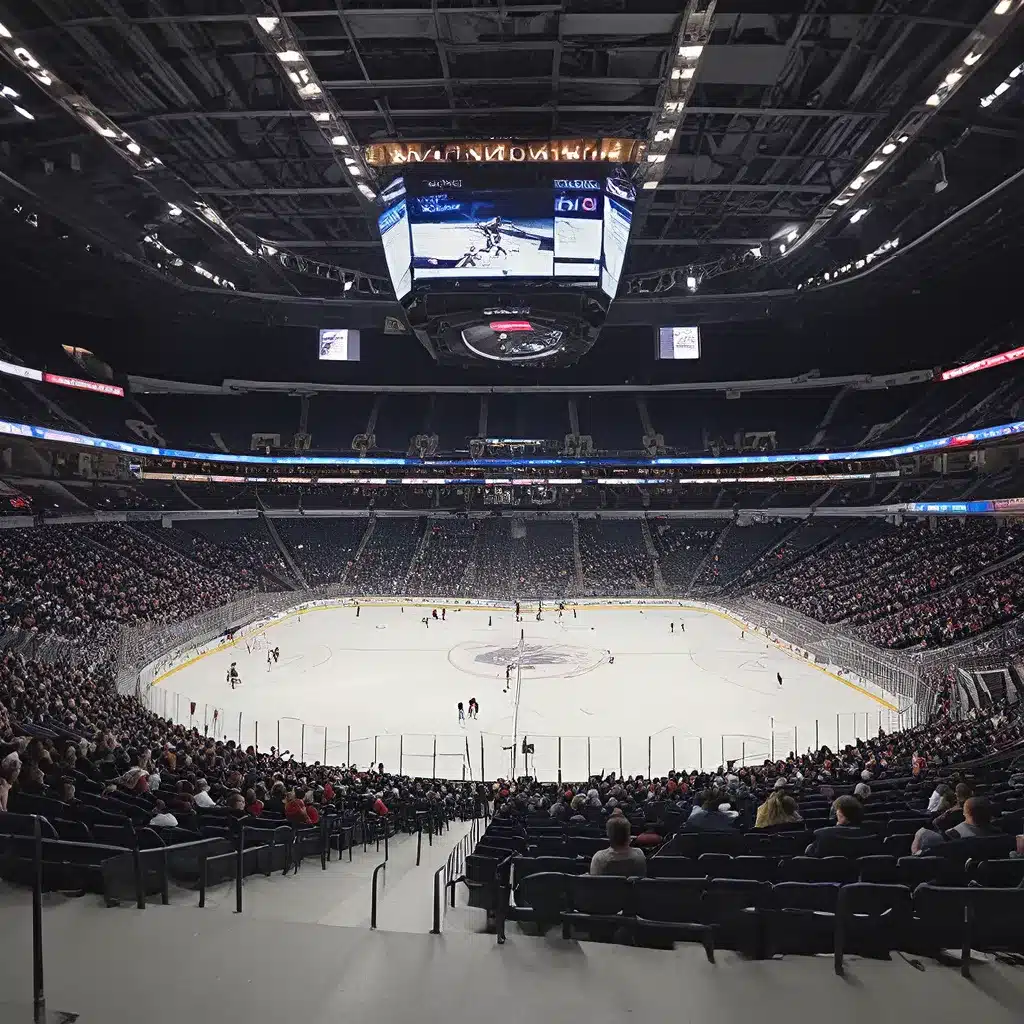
xmin=194 ymin=817 xmax=475 ymax=933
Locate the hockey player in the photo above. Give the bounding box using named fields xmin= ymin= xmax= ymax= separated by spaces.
xmin=422 ymin=616 xmax=430 ymax=628
xmin=504 ymin=664 xmax=512 ymax=693
xmin=441 ymin=608 xmax=446 ymax=621
xmin=227 ymin=663 xmax=241 ymax=689
xmin=777 ymin=672 xmax=783 ymax=687
xmin=457 ymin=701 xmax=465 ymax=725
xmin=272 ymin=647 xmax=280 ymax=663
xmin=515 ymin=601 xmax=521 ymax=622
xmin=671 ymin=622 xmax=675 ymax=633
xmin=468 ymin=697 xmax=479 ymax=720
xmin=432 ymin=608 xmax=438 ymax=620
xmin=267 ymin=650 xmax=273 ymax=672
xmin=356 ymin=603 xmax=360 ymax=617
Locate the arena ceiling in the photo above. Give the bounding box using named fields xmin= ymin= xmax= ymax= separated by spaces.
xmin=0 ymin=0 xmax=1021 ymax=330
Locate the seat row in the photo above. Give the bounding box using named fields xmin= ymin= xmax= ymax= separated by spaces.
xmin=492 ymin=871 xmax=1024 ymax=974
xmin=511 ymin=852 xmax=1024 ymax=888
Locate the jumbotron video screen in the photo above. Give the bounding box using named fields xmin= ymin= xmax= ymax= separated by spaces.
xmin=378 ymin=171 xmax=635 ymax=299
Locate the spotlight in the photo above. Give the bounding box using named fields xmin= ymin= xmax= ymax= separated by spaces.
xmin=686 ymin=275 xmax=697 ymax=291
xmin=256 ymin=17 xmax=279 ymax=32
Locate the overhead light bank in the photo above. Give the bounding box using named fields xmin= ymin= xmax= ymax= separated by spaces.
xmin=252 ymin=11 xmax=375 ymax=200
xmin=782 ymin=0 xmax=1023 ymax=262
xmin=641 ymin=6 xmax=715 ymax=193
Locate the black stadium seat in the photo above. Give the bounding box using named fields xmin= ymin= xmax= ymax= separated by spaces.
xmin=632 ymin=878 xmax=714 ymax=959
xmin=647 ymin=856 xmax=705 ymax=879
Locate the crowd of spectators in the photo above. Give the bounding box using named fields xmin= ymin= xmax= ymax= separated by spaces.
xmin=345 ymin=519 xmax=422 ymax=595
xmin=578 ymin=520 xmax=652 ymax=593
xmin=0 ymin=649 xmax=484 ymax=833
xmin=754 ymin=519 xmax=1024 ymax=648
xmin=861 ymin=568 xmax=1024 ymax=649
xmin=465 ymin=519 xmax=576 ymax=600
xmin=650 ymin=521 xmax=722 ymax=589
xmin=405 ymin=520 xmax=476 ymax=596
xmin=693 ymin=523 xmax=790 ymax=590
xmin=274 ymin=518 xmax=366 ymax=586
xmin=136 ymin=521 xmax=294 ymax=590
xmin=0 ymin=524 xmax=239 ymax=642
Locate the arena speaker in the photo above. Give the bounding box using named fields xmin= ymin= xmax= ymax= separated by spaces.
xmin=352 ymin=433 xmax=375 ymax=454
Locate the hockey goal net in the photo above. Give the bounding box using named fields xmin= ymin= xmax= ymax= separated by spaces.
xmin=246 ymin=632 xmax=270 ymax=654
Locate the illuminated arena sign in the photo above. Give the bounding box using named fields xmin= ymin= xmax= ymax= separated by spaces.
xmin=364 ymin=138 xmax=644 ymax=167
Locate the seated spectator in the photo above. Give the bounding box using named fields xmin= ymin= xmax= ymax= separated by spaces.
xmin=226 ymin=792 xmax=246 ymax=814
xmin=589 ymin=815 xmax=647 ymax=877
xmin=755 ymin=790 xmax=802 ymax=828
xmin=149 ymin=800 xmax=179 ymax=828
xmin=569 ymin=794 xmax=587 ymax=823
xmin=927 ymin=782 xmax=952 ymax=813
xmin=932 ymin=782 xmax=973 ymax=831
xmin=913 ymin=796 xmax=1000 ymax=854
xmin=372 ymin=792 xmax=389 ymax=817
xmin=264 ymin=781 xmax=287 ymax=816
xmin=805 ymin=795 xmax=875 ymax=856
xmin=246 ymin=785 xmax=265 ymax=816
xmin=684 ymin=789 xmax=738 ymax=832
xmin=285 ymin=789 xmax=312 ymax=825
xmin=853 ymin=781 xmax=871 ymax=803
xmin=0 ymin=760 xmax=16 ymax=811
xmin=193 ymin=779 xmax=215 ymax=808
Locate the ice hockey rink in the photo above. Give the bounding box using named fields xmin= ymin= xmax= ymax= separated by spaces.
xmin=147 ymin=602 xmax=903 ymax=782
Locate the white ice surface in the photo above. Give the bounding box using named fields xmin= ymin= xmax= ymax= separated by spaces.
xmin=150 ymin=605 xmax=896 ymax=781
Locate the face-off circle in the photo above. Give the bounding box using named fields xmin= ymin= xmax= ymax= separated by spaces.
xmin=447 ymin=639 xmax=606 ymax=680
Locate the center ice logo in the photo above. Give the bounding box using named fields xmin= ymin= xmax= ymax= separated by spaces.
xmin=447 ymin=640 xmax=605 ymax=679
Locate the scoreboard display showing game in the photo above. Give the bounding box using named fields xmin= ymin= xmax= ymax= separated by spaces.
xmin=381 ymin=169 xmax=634 ymax=298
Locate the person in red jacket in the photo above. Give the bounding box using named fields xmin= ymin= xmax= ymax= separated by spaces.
xmin=285 ymin=790 xmax=314 ymax=825
xmin=372 ymin=794 xmax=389 ymax=817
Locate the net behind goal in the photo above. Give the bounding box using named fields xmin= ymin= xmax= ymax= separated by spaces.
xmin=247 ymin=633 xmax=270 ymax=654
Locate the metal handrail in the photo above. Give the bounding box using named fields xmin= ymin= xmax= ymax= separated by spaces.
xmin=370 ymin=861 xmax=387 ymax=929
xmin=31 ymin=814 xmax=45 ymax=1022
xmin=431 ymin=816 xmax=485 ymax=934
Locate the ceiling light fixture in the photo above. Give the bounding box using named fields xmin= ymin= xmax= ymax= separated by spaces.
xmin=276 ymin=50 xmax=303 ymax=63
xmin=850 ymin=208 xmax=868 ymax=224
xmin=13 ymin=104 xmax=32 ymax=119
xmin=994 ymin=1 xmax=1011 ymax=14
xmin=0 ymin=22 xmax=11 ymax=39
xmin=13 ymin=47 xmax=40 ymax=70
xmin=256 ymin=17 xmax=279 ymax=33
xmin=642 ymin=181 xmax=658 ymax=190
xmin=331 ymin=135 xmax=349 ymax=147
xmin=863 ymin=159 xmax=883 ymax=172
xmin=678 ymin=45 xmax=704 ymax=59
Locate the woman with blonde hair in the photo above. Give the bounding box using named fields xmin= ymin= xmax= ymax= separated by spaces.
xmin=755 ymin=789 xmax=803 ymax=828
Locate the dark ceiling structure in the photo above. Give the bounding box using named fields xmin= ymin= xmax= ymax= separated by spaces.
xmin=0 ymin=0 xmax=1021 ymax=333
